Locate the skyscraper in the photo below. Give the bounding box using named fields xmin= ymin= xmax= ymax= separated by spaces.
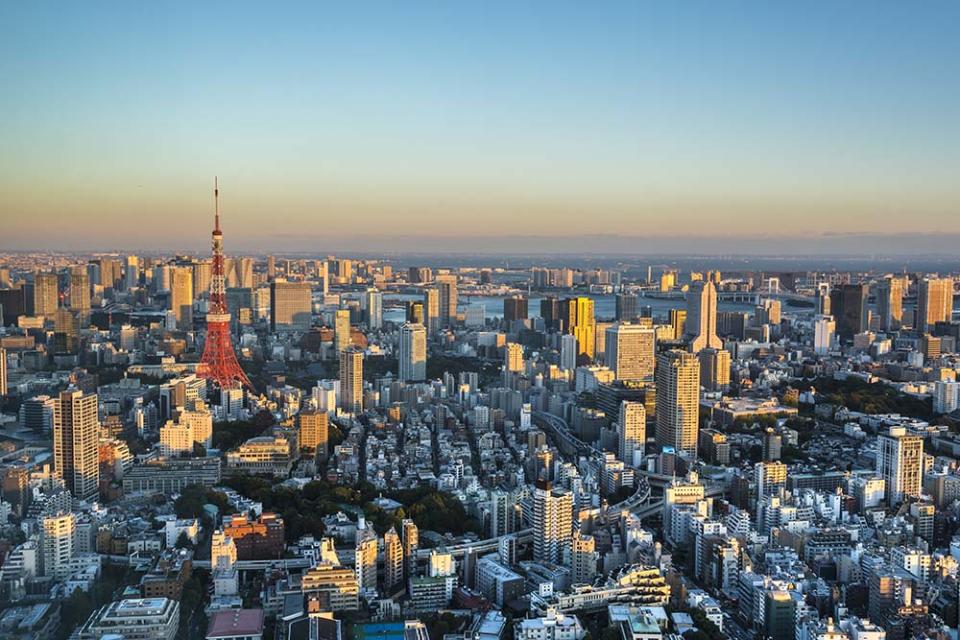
xmin=364 ymin=289 xmax=383 ymax=330
xmin=269 ymin=280 xmax=312 ymax=332
xmin=618 ymin=400 xmax=646 ymax=466
xmin=503 ymin=295 xmax=528 ymax=323
xmin=53 ymin=390 xmax=99 ymax=501
xmin=655 ymin=349 xmax=700 ymax=458
xmin=615 ymin=293 xmax=638 ymax=322
xmin=813 ymin=315 xmax=836 ymax=355
xmin=298 ymin=409 xmax=329 ymax=458
xmin=399 ymin=322 xmax=427 ymax=382
xmin=436 ymin=274 xmax=458 ymax=326
xmin=34 ymin=272 xmax=59 ymax=317
xmin=402 ymin=519 xmax=419 ymax=580
xmin=69 ymin=272 xmax=90 ymax=313
xmin=559 ymin=334 xmax=577 ymax=371
xmin=685 ymin=280 xmax=722 ymax=353
xmin=917 ymin=277 xmax=953 ymax=332
xmin=532 ymin=480 xmax=573 ymax=565
xmin=605 ymin=322 xmax=655 ymax=382
xmin=877 ymin=426 xmax=923 ymax=505
xmin=169 ymin=266 xmax=194 ymax=330
xmin=830 ymin=283 xmax=868 ymax=339
xmin=875 ymin=276 xmax=904 ymax=331
xmin=124 ymin=255 xmax=140 ymax=290
xmin=355 ymin=527 xmax=378 ymax=592
xmin=504 ymin=342 xmax=524 ymax=375
xmin=334 ymin=309 xmax=352 ymax=354
xmin=383 ymin=527 xmax=404 ymax=594
xmin=423 ymin=287 xmax=440 ymax=334
xmin=339 ymin=346 xmax=364 ymax=414
xmin=560 ymin=297 xmax=596 ymax=362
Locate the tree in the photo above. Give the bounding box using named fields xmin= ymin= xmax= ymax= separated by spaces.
xmin=175 ymin=530 xmax=195 ymax=550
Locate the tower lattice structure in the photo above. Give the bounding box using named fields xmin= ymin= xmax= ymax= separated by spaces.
xmin=198 ymin=179 xmax=253 ymax=390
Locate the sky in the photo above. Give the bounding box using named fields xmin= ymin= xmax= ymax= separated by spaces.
xmin=1 ymin=2 xmax=958 ymax=254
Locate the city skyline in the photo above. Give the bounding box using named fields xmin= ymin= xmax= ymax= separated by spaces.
xmin=2 ymin=2 xmax=959 ymax=253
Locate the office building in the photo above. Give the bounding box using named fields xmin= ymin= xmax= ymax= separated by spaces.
xmin=876 ymin=276 xmax=904 ymax=331
xmin=69 ymin=272 xmax=90 ymax=313
xmin=686 ymin=280 xmax=722 ymax=353
xmin=504 ymin=342 xmax=524 ymax=374
xmin=877 ymin=426 xmax=923 ymax=505
xmin=830 ymin=284 xmax=868 ymax=339
xmin=34 ymin=272 xmax=59 ymax=317
xmin=364 ymin=288 xmax=383 ymax=330
xmin=504 ymin=295 xmax=528 ymax=323
xmin=559 ymin=334 xmax=577 ymax=371
xmin=78 ymin=597 xmax=180 ymax=640
xmin=605 ymin=323 xmax=655 ymax=382
xmin=423 ymin=287 xmax=440 ymax=334
xmin=298 ymin=409 xmax=329 ymax=457
xmin=917 ymin=277 xmax=953 ymax=332
xmin=813 ymin=315 xmax=835 ymax=356
xmin=532 ymin=480 xmax=573 ymax=565
xmin=436 ymin=273 xmax=458 ymax=325
xmin=339 ymin=346 xmax=364 ymax=414
xmin=53 ymin=390 xmax=99 ymax=501
xmin=169 ymin=266 xmax=193 ymax=330
xmin=655 ymin=350 xmax=700 ymax=458
xmin=399 ymin=322 xmax=427 ymax=382
xmin=561 ymin=297 xmax=596 ymax=362
xmin=698 ymin=348 xmax=730 ymax=392
xmin=0 ymin=346 xmax=6 ymax=396
xmin=618 ymin=401 xmax=646 ymax=466
xmin=615 ymin=293 xmax=638 ymax=321
xmin=334 ymin=309 xmax=351 ymax=354
xmin=269 ymin=280 xmax=311 ymax=332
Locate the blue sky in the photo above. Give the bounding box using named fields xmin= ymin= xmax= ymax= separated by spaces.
xmin=1 ymin=2 xmax=958 ymax=252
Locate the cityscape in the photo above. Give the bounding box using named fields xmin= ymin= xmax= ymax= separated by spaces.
xmin=2 ymin=4 xmax=960 ymax=640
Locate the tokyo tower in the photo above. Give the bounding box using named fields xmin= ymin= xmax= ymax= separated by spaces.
xmin=198 ymin=178 xmax=253 ymax=390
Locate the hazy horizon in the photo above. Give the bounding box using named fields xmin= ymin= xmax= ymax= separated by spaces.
xmin=2 ymin=2 xmax=959 ymax=251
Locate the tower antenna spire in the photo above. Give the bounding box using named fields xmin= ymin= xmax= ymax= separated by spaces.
xmin=214 ymin=176 xmax=221 ymax=232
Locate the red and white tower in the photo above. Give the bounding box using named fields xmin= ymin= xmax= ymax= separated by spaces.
xmin=198 ymin=178 xmax=253 ymax=390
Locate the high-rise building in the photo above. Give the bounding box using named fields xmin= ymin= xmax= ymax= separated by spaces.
xmin=560 ymin=297 xmax=596 ymax=362
xmin=618 ymin=401 xmax=646 ymax=466
xmin=877 ymin=426 xmax=923 ymax=505
xmin=124 ymin=255 xmax=140 ymax=290
xmin=917 ymin=277 xmax=953 ymax=332
xmin=169 ymin=266 xmax=194 ymax=330
xmin=269 ymin=280 xmax=312 ymax=332
xmin=830 ymin=283 xmax=869 ymax=340
xmin=334 ymin=309 xmax=352 ymax=354
xmin=69 ymin=272 xmax=90 ymax=313
xmin=364 ymin=289 xmax=383 ymax=330
xmin=570 ymin=532 xmax=596 ymax=585
xmin=53 ymin=390 xmax=99 ymax=501
xmin=41 ymin=511 xmax=76 ymax=578
xmin=504 ymin=342 xmax=524 ymax=374
xmin=399 ymin=323 xmax=427 ymax=382
xmin=355 ymin=528 xmax=378 ymax=593
xmin=436 ymin=274 xmax=458 ymax=326
xmin=875 ymin=277 xmax=904 ymax=331
xmin=34 ymin=272 xmax=59 ymax=317
xmin=402 ymin=519 xmax=419 ymax=579
xmin=339 ymin=347 xmax=364 ymax=414
xmin=605 ymin=323 xmax=655 ymax=382
xmin=192 ymin=260 xmax=212 ymax=299
xmin=698 ymin=348 xmax=731 ymax=392
xmin=406 ymin=300 xmax=425 ymax=325
xmin=503 ymin=295 xmax=528 ymax=323
xmin=298 ymin=409 xmax=329 ymax=458
xmin=532 ymin=480 xmax=573 ymax=565
xmin=423 ymin=287 xmax=440 ymax=334
xmin=0 ymin=347 xmax=7 ymax=396
xmin=267 ymin=255 xmax=276 ymax=280
xmin=685 ymin=281 xmax=722 ymax=353
xmin=490 ymin=489 xmax=516 ymax=538
xmin=816 ymin=283 xmax=831 ymax=315
xmin=383 ymin=528 xmax=404 ymax=594
xmin=559 ymin=334 xmax=577 ymax=371
xmin=655 ymin=350 xmax=700 ymax=458
xmin=615 ymin=293 xmax=638 ymax=322
xmin=813 ymin=315 xmax=836 ymax=356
